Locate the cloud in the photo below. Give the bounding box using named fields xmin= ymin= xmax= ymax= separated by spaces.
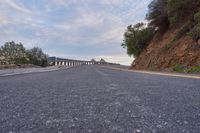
xmin=0 ymin=0 xmax=151 ymax=65
xmin=0 ymin=0 xmax=31 ymax=13
xmin=95 ymin=53 xmax=133 ymax=65
xmin=0 ymin=14 xmax=9 ymax=25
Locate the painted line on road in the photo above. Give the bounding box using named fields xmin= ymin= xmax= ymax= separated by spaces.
xmin=102 ymin=66 xmax=200 ymax=79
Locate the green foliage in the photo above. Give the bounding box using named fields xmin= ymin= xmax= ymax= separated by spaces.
xmin=146 ymin=0 xmax=200 ymax=29
xmin=146 ymin=0 xmax=169 ymax=30
xmin=121 ymin=23 xmax=155 ymax=57
xmin=187 ymin=11 xmax=200 ymax=41
xmin=187 ymin=66 xmax=200 ymax=73
xmin=188 ymin=24 xmax=200 ymax=41
xmin=15 ymin=57 xmax=29 ymax=64
xmin=0 ymin=41 xmax=48 ymax=67
xmin=27 ymin=47 xmax=48 ymax=67
xmin=194 ymin=11 xmax=200 ymax=24
xmin=173 ymin=64 xmax=187 ymax=73
xmin=167 ymin=0 xmax=191 ymax=25
xmin=173 ymin=65 xmax=200 ymax=73
xmin=123 ymin=0 xmax=200 ymax=58
xmin=0 ymin=41 xmax=28 ymax=64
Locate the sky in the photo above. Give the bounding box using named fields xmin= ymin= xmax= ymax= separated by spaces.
xmin=0 ymin=0 xmax=152 ymax=65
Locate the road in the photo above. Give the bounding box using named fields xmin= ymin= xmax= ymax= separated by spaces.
xmin=0 ymin=66 xmax=200 ymax=133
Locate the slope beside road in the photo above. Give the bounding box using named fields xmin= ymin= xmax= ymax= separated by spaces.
xmin=0 ymin=66 xmax=199 ymax=133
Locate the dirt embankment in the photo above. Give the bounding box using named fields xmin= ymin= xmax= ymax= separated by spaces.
xmin=131 ymin=25 xmax=200 ymax=72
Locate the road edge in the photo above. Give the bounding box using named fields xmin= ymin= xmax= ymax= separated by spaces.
xmin=102 ymin=66 xmax=200 ymax=79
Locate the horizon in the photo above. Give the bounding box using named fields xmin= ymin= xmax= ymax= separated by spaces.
xmin=0 ymin=0 xmax=152 ymax=65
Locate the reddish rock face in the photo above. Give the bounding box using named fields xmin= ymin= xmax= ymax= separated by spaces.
xmin=132 ymin=24 xmax=200 ymax=71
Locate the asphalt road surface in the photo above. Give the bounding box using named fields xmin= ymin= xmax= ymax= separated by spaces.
xmin=0 ymin=66 xmax=200 ymax=133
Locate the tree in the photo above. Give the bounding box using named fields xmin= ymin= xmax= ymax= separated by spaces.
xmin=167 ymin=0 xmax=195 ymax=25
xmin=0 ymin=41 xmax=28 ymax=64
xmin=146 ymin=0 xmax=169 ymax=30
xmin=147 ymin=0 xmax=200 ymax=28
xmin=27 ymin=47 xmax=48 ymax=67
xmin=121 ymin=23 xmax=155 ymax=57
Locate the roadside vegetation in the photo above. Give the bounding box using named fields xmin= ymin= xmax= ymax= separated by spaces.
xmin=173 ymin=65 xmax=200 ymax=73
xmin=121 ymin=23 xmax=154 ymax=57
xmin=122 ymin=0 xmax=200 ymax=57
xmin=0 ymin=41 xmax=48 ymax=67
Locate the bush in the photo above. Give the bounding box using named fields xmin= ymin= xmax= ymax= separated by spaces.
xmin=27 ymin=47 xmax=48 ymax=67
xmin=194 ymin=11 xmax=200 ymax=24
xmin=188 ymin=24 xmax=200 ymax=41
xmin=187 ymin=66 xmax=200 ymax=73
xmin=0 ymin=41 xmax=28 ymax=64
xmin=122 ymin=23 xmax=155 ymax=57
xmin=146 ymin=0 xmax=200 ymax=29
xmin=0 ymin=41 xmax=48 ymax=67
xmin=187 ymin=11 xmax=200 ymax=41
xmin=15 ymin=57 xmax=29 ymax=64
xmin=167 ymin=0 xmax=191 ymax=25
xmin=173 ymin=64 xmax=187 ymax=73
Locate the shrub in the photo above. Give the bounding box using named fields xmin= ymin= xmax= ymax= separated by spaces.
xmin=27 ymin=47 xmax=48 ymax=67
xmin=167 ymin=0 xmax=191 ymax=25
xmin=15 ymin=57 xmax=29 ymax=64
xmin=187 ymin=66 xmax=200 ymax=73
xmin=188 ymin=24 xmax=200 ymax=41
xmin=0 ymin=41 xmax=48 ymax=67
xmin=173 ymin=64 xmax=187 ymax=73
xmin=122 ymin=23 xmax=155 ymax=57
xmin=146 ymin=0 xmax=200 ymax=29
xmin=194 ymin=11 xmax=200 ymax=24
xmin=0 ymin=41 xmax=28 ymax=64
xmin=187 ymin=11 xmax=200 ymax=41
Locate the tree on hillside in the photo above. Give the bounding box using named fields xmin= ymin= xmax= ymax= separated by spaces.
xmin=167 ymin=0 xmax=199 ymax=25
xmin=147 ymin=0 xmax=200 ymax=29
xmin=121 ymin=23 xmax=155 ymax=57
xmin=27 ymin=47 xmax=48 ymax=67
xmin=122 ymin=0 xmax=200 ymax=59
xmin=146 ymin=0 xmax=169 ymax=30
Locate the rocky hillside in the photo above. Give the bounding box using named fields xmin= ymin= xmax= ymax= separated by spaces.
xmin=132 ymin=24 xmax=200 ymax=72
xmin=122 ymin=0 xmax=200 ymax=73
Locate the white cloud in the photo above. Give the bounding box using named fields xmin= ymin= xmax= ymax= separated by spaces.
xmin=0 ymin=14 xmax=9 ymax=25
xmin=95 ymin=53 xmax=133 ymax=65
xmin=100 ymin=0 xmax=123 ymax=5
xmin=0 ymin=0 xmax=150 ymax=65
xmin=0 ymin=0 xmax=31 ymax=13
